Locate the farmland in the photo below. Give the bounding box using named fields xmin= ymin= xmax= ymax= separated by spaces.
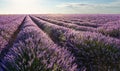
xmin=0 ymin=14 xmax=120 ymax=71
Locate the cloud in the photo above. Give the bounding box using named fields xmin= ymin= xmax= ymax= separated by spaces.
xmin=57 ymin=3 xmax=94 ymax=8
xmin=57 ymin=2 xmax=120 ymax=9
xmin=57 ymin=1 xmax=120 ymax=14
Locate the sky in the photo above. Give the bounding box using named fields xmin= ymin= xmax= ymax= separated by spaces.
xmin=0 ymin=0 xmax=120 ymax=14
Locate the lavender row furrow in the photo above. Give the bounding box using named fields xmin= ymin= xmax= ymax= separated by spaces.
xmin=35 ymin=15 xmax=120 ymax=38
xmin=0 ymin=16 xmax=25 ymax=54
xmin=0 ymin=16 xmax=25 ymax=39
xmin=31 ymin=16 xmax=120 ymax=48
xmin=37 ymin=15 xmax=100 ymax=28
xmin=35 ymin=14 xmax=120 ymax=25
xmin=36 ymin=15 xmax=120 ymax=39
xmin=31 ymin=16 xmax=120 ymax=71
xmin=97 ymin=20 xmax=120 ymax=39
xmin=36 ymin=16 xmax=97 ymax=32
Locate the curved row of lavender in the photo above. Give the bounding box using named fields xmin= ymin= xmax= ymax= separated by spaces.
xmin=0 ymin=16 xmax=77 ymax=71
xmin=36 ymin=16 xmax=97 ymax=32
xmin=31 ymin=15 xmax=120 ymax=71
xmin=0 ymin=15 xmax=25 ymax=54
xmin=0 ymin=15 xmax=120 ymax=71
xmin=35 ymin=14 xmax=120 ymax=39
xmin=38 ymin=14 xmax=120 ymax=25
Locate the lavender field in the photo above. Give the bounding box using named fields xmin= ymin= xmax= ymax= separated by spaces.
xmin=0 ymin=14 xmax=120 ymax=71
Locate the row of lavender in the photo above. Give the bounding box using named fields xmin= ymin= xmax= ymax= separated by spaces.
xmin=37 ymin=14 xmax=120 ymax=25
xmin=0 ymin=15 xmax=25 ymax=54
xmin=0 ymin=16 xmax=79 ymax=71
xmin=31 ymin=15 xmax=120 ymax=71
xmin=35 ymin=14 xmax=120 ymax=39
